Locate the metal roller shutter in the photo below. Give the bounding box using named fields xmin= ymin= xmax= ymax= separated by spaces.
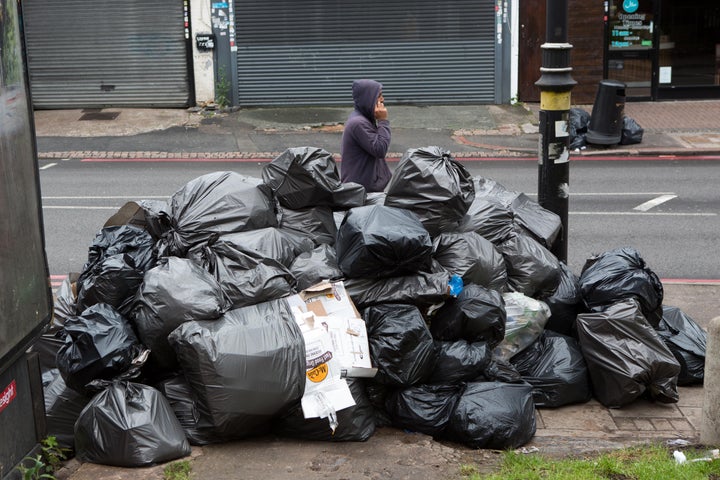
xmin=233 ymin=0 xmax=496 ymax=106
xmin=22 ymin=0 xmax=191 ymax=109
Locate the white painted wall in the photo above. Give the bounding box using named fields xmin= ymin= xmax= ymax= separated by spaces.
xmin=190 ymin=0 xmax=215 ymax=105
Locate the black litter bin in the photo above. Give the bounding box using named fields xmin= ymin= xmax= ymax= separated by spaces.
xmin=586 ymin=80 xmax=626 ymax=145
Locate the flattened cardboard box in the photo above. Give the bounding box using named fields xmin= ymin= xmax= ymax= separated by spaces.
xmin=290 ymin=281 xmax=376 ymax=378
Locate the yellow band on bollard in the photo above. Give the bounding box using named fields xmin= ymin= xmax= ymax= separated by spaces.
xmin=540 ymin=91 xmax=572 ymax=111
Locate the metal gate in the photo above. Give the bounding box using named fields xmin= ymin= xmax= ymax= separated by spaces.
xmin=22 ymin=0 xmax=192 ymax=109
xmin=233 ymin=0 xmax=497 ymax=106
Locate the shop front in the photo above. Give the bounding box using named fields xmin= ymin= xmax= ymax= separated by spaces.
xmin=605 ymin=0 xmax=720 ymax=100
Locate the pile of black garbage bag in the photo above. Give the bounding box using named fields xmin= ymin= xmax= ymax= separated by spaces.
xmin=569 ymin=107 xmax=644 ymax=150
xmin=35 ymin=145 xmax=707 ymax=467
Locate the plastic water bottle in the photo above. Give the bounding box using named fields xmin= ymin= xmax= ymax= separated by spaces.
xmin=448 ymin=274 xmax=463 ymax=297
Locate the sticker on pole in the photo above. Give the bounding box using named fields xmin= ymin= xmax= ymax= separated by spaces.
xmin=0 ymin=380 xmax=17 ymax=414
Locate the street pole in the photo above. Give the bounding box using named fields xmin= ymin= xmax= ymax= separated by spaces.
xmin=535 ymin=0 xmax=576 ymax=263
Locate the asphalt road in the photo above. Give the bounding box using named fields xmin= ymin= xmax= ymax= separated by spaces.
xmin=38 ymin=156 xmax=719 ymax=286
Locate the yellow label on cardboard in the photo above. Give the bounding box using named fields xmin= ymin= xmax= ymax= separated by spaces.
xmin=307 ymin=364 xmax=329 ymax=383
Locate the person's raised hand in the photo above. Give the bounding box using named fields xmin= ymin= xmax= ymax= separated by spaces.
xmin=374 ymin=96 xmax=388 ymax=121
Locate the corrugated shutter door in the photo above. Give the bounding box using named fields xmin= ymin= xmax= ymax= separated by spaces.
xmin=233 ymin=0 xmax=495 ymax=106
xmin=22 ymin=0 xmax=190 ymax=109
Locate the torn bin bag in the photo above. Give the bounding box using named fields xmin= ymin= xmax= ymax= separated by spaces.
xmin=384 ymin=146 xmax=475 ymax=237
xmin=335 ymin=205 xmax=432 ymax=279
xmin=576 ymin=299 xmax=680 ymax=408
xmin=168 ymin=297 xmax=306 ymax=441
xmin=74 ymin=381 xmax=190 ymax=467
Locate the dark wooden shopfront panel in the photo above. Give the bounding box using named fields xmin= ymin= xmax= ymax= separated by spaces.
xmin=518 ymin=0 xmax=604 ymax=104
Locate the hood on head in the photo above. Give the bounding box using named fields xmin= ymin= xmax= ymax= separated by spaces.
xmin=352 ymin=79 xmax=383 ymax=120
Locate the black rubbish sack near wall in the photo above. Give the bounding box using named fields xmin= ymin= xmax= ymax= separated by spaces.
xmin=74 ymin=381 xmax=191 ymax=467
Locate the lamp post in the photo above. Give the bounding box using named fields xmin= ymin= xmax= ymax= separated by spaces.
xmin=535 ymin=0 xmax=576 ymax=263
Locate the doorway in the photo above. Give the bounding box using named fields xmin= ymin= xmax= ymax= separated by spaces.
xmin=604 ymin=0 xmax=658 ymax=100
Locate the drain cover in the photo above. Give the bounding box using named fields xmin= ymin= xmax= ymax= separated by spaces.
xmin=79 ymin=111 xmax=119 ymax=121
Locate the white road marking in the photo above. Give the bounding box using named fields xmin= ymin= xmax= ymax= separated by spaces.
xmin=39 ymin=163 xmax=57 ymax=170
xmin=43 ymin=206 xmax=120 ymax=210
xmin=633 ymin=194 xmax=678 ymax=212
xmin=571 ymin=211 xmax=715 ymax=216
xmin=42 ymin=195 xmax=168 ymax=199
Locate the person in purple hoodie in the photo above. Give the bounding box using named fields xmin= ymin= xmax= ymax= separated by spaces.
xmin=340 ymin=79 xmax=392 ymax=192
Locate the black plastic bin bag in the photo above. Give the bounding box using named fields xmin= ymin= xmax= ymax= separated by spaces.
xmin=279 ymin=205 xmax=337 ymax=246
xmin=189 ymin=238 xmax=296 ymax=309
xmin=457 ymin=178 xmax=515 ymax=245
xmin=539 ymin=262 xmax=584 ymax=337
xmin=159 ymin=171 xmax=277 ymax=257
xmin=576 ymin=299 xmax=680 ymax=408
xmin=497 ymin=232 xmax=562 ymax=298
xmin=344 ymin=271 xmax=450 ymax=310
xmin=57 ymin=303 xmax=144 ymax=395
xmin=155 ymin=375 xmax=224 ymax=446
xmin=364 ymin=304 xmax=437 ymax=387
xmin=427 ymin=340 xmax=491 ymax=385
xmin=262 ymin=146 xmax=366 ymax=209
xmin=289 ymin=244 xmax=343 ymax=292
xmin=74 ymin=381 xmax=190 ymax=467
xmin=384 ymin=146 xmax=475 ymax=237
xmin=44 ymin=373 xmax=92 ymax=451
xmin=76 ymin=224 xmax=156 ymax=314
xmin=386 ymin=383 xmax=464 ymax=437
xmin=620 ymin=116 xmax=644 ymax=145
xmin=130 ymin=257 xmax=227 ymax=374
xmin=272 ymin=378 xmax=376 ymax=442
xmin=579 ymin=246 xmax=664 ymax=327
xmin=168 ymin=297 xmax=306 ymax=441
xmin=432 ymin=231 xmax=507 ymax=292
xmin=510 ymin=192 xmax=562 ymax=250
xmin=656 ymin=305 xmax=707 ymax=385
xmin=206 ymin=227 xmax=314 ymax=268
xmin=510 ymin=331 xmax=591 ymax=408
xmin=335 ymin=205 xmax=432 ymax=279
xmin=445 ymin=381 xmax=536 ymax=449
xmin=429 ymin=283 xmax=506 ymax=348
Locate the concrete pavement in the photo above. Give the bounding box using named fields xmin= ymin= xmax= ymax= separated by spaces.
xmin=36 ymin=100 xmax=720 ymax=479
xmin=33 ymin=100 xmax=720 ymax=160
